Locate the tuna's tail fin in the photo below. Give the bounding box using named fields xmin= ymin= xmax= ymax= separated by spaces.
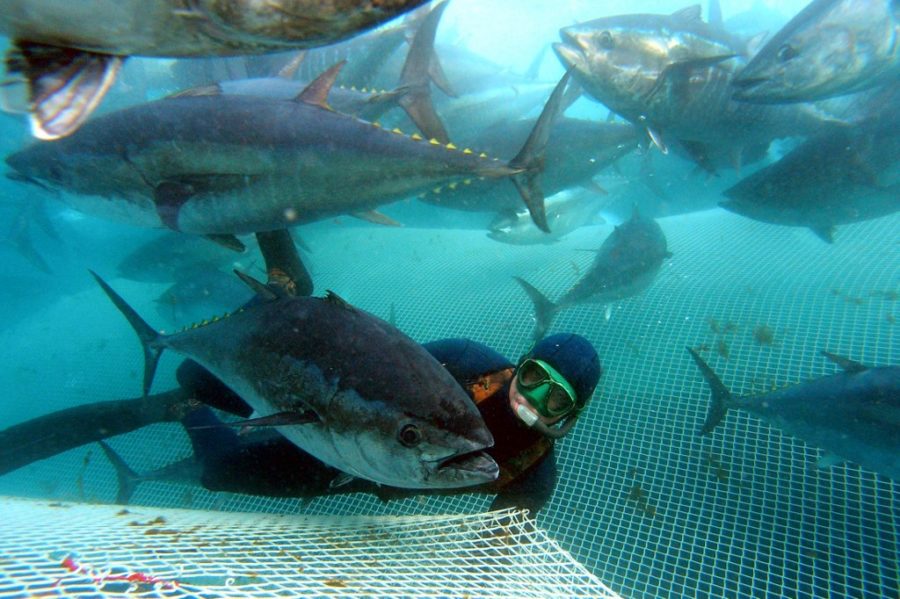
xmin=508 ymin=69 xmax=573 ymax=233
xmin=89 ymin=270 xmax=163 ymax=397
xmin=686 ymin=347 xmax=734 ymax=435
xmin=97 ymin=440 xmax=141 ymax=505
xmin=514 ymin=277 xmax=558 ymax=343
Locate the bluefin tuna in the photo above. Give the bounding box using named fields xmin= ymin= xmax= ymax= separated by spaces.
xmin=732 ymin=0 xmax=900 ymax=103
xmin=687 ymin=348 xmax=900 ymax=481
xmin=6 ymin=67 xmax=572 ymax=234
xmin=90 ymin=271 xmax=499 ymax=489
xmin=1 ymin=0 xmax=429 ymax=140
xmin=553 ymin=7 xmax=837 ymax=171
xmin=721 ymin=112 xmax=900 ymax=242
xmin=515 ymin=208 xmax=671 ymax=342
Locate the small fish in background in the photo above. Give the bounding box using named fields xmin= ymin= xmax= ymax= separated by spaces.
xmin=487 ymin=188 xmax=608 ymax=246
xmin=116 ymin=232 xmax=249 ymax=283
xmin=0 ymin=0 xmax=430 ymax=139
xmin=515 ymin=208 xmax=671 ymax=342
xmin=732 ymin=0 xmax=900 ymax=103
xmin=91 ymin=270 xmax=498 ymax=489
xmin=687 ymin=347 xmax=900 ymax=481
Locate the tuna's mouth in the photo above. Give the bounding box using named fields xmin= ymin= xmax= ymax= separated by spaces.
xmin=435 ymin=450 xmax=499 ymax=482
xmin=732 ymin=75 xmax=767 ymax=90
xmin=553 ymin=42 xmax=586 ymax=71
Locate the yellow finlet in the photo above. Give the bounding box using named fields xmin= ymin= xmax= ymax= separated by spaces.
xmin=372 ymin=121 xmax=382 ymax=128
xmin=411 ymin=133 xmax=423 ymax=141
xmin=463 ymin=148 xmax=473 ymax=154
xmin=432 ymin=186 xmax=442 ymax=194
xmin=445 ymin=142 xmax=457 ymax=150
xmin=448 ymin=182 xmax=458 ymax=190
xmin=391 ymin=128 xmax=403 ymax=135
xmin=463 ymin=178 xmax=472 ymax=185
xmin=429 ymin=138 xmax=441 ymax=145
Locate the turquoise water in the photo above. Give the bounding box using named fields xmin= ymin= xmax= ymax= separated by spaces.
xmin=0 ymin=1 xmax=897 ymax=597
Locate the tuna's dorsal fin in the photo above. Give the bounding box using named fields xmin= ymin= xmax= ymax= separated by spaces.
xmin=671 ymin=5 xmax=703 ymax=23
xmin=325 ymin=290 xmax=353 ymax=309
xmin=277 ymin=51 xmax=306 ymax=79
xmin=821 ymin=351 xmax=868 ymax=374
xmin=8 ymin=41 xmax=123 ymax=140
xmin=296 ymin=61 xmax=346 ymax=108
xmin=234 ymin=269 xmax=279 ymax=300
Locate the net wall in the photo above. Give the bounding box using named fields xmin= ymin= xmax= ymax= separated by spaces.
xmin=0 ymin=497 xmax=616 ymax=598
xmin=1 ymin=208 xmax=897 ymax=598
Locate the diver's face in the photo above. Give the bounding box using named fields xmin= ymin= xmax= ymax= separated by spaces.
xmin=509 ymin=377 xmax=566 ymax=427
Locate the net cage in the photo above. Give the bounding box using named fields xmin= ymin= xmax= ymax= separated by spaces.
xmin=0 ymin=208 xmax=897 ymax=598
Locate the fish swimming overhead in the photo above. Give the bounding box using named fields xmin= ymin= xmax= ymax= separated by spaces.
xmin=90 ymin=271 xmax=499 ymax=489
xmin=0 ymin=0 xmax=430 ymax=140
xmin=515 ymin=208 xmax=671 ymax=342
xmin=732 ymin=0 xmax=900 ymax=103
xmin=7 ymin=66 xmax=572 ymax=234
xmin=687 ymin=348 xmax=900 ymax=482
xmin=553 ymin=7 xmax=837 ymax=171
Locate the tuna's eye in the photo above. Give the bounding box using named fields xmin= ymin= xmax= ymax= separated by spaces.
xmin=777 ymin=43 xmax=798 ymax=62
xmin=598 ymin=31 xmax=614 ymax=50
xmin=398 ymin=424 xmax=422 ymax=447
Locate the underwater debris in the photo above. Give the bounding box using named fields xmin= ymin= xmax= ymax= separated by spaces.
xmin=703 ymin=453 xmax=730 ymax=483
xmin=626 ymin=482 xmax=657 ymax=518
xmin=715 ymin=339 xmax=730 ymax=360
xmin=707 ymin=317 xmax=721 ymax=334
xmin=752 ymin=324 xmax=776 ymax=346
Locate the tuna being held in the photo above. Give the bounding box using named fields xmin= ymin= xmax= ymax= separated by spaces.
xmin=687 ymin=348 xmax=900 ymax=482
xmin=7 ymin=66 xmax=572 ymax=235
xmin=0 ymin=0 xmax=429 ymax=140
xmin=90 ymin=271 xmax=499 ymax=489
xmin=515 ymin=209 xmax=671 ymax=342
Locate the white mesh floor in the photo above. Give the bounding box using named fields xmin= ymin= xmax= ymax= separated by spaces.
xmin=0 ymin=496 xmax=616 ymax=598
xmin=0 ymin=208 xmax=898 ymax=598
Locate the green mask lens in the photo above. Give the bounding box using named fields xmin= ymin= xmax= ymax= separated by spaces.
xmin=516 ymin=359 xmax=578 ymax=418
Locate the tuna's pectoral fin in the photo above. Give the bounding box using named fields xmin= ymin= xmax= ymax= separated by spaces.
xmin=7 ymin=41 xmax=123 ymax=140
xmin=352 ymin=210 xmax=403 ymax=227
xmin=644 ymin=55 xmax=737 ymax=109
xmin=189 ymin=411 xmax=319 ymax=430
xmin=686 ymin=347 xmax=734 ymax=435
xmin=821 ymin=351 xmax=868 ymax=374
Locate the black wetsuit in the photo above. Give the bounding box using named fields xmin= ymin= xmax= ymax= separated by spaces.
xmin=180 ymin=338 xmax=558 ymax=514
